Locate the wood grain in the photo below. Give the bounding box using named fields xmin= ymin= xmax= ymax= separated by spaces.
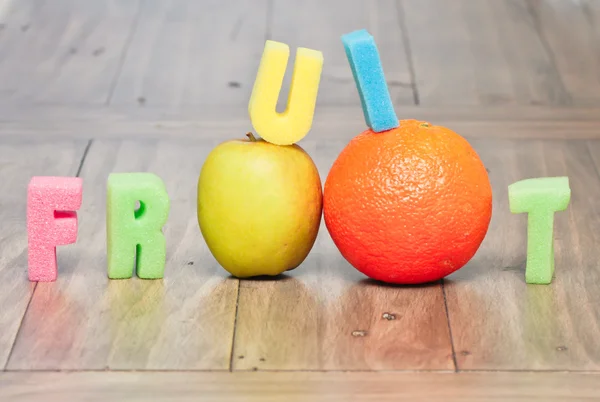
xmin=0 ymin=0 xmax=142 ymax=104
xmin=444 ymin=138 xmax=600 ymax=370
xmin=270 ymin=0 xmax=414 ymax=107
xmin=528 ymin=0 xmax=600 ymax=105
xmin=231 ymin=140 xmax=454 ymax=371
xmin=110 ymin=0 xmax=268 ymax=108
xmin=400 ymin=0 xmax=569 ymax=106
xmin=6 ymin=140 xmax=238 ymax=370
xmin=2 ymin=371 xmax=600 ymax=401
xmin=0 ymin=139 xmax=88 ymax=368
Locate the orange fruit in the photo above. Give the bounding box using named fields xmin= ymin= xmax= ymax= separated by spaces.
xmin=323 ymin=119 xmax=492 ymax=284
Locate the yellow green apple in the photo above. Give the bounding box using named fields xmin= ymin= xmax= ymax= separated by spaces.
xmin=197 ymin=133 xmax=322 ymax=277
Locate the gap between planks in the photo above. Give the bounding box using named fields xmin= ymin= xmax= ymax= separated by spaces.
xmin=0 ymin=105 xmax=599 ymax=140
xmin=1 ymin=371 xmax=600 ymax=402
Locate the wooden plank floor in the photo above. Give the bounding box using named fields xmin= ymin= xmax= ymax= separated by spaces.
xmin=1 ymin=0 xmax=600 ymax=400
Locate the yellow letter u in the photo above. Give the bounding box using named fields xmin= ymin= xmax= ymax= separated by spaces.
xmin=248 ymin=40 xmax=324 ymax=145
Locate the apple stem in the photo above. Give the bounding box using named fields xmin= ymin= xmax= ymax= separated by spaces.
xmin=246 ymin=132 xmax=257 ymax=142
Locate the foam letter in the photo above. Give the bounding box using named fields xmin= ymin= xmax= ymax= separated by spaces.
xmin=341 ymin=29 xmax=399 ymax=133
xmin=508 ymin=177 xmax=571 ymax=284
xmin=248 ymin=40 xmax=323 ymax=145
xmin=107 ymin=173 xmax=169 ymax=279
xmin=27 ymin=176 xmax=83 ymax=282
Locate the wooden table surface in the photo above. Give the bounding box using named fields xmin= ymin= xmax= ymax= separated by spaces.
xmin=1 ymin=0 xmax=600 ymax=400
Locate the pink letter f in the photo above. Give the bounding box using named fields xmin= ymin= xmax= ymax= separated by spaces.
xmin=27 ymin=176 xmax=83 ymax=282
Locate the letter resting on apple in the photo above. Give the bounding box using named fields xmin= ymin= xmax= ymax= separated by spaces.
xmin=248 ymin=40 xmax=323 ymax=146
